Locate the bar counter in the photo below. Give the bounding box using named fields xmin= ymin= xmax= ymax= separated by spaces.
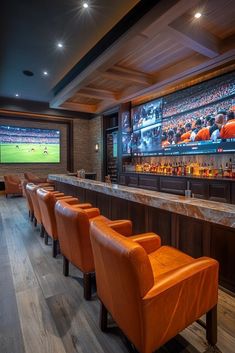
xmin=49 ymin=174 xmax=235 ymax=294
xmin=49 ymin=174 xmax=235 ymax=229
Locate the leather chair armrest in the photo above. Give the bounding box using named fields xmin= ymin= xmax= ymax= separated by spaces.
xmin=108 ymin=220 xmax=133 ymax=237
xmin=84 ymin=208 xmax=100 ymax=218
xmin=144 ymin=257 xmax=219 ymax=299
xmin=54 ymin=195 xmax=74 ymax=200
xmin=62 ymin=197 xmax=80 ymax=205
xmin=72 ymin=203 xmax=92 ymax=209
xmin=52 ymin=192 xmax=65 ymax=197
xmin=130 ymin=233 xmax=161 ymax=254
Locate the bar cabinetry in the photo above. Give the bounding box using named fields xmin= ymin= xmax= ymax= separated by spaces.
xmin=50 ymin=174 xmax=235 ymax=294
xmin=119 ymin=172 xmax=235 ymax=204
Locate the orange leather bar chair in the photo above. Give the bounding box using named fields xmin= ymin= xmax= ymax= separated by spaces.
xmin=90 ymin=220 xmax=219 ymax=353
xmin=24 ymin=172 xmax=54 ymax=186
xmin=22 ymin=181 xmax=34 ymax=221
xmin=26 ymin=183 xmax=63 ymax=237
xmin=4 ymin=175 xmax=22 ymax=197
xmin=55 ymin=200 xmax=133 ymax=300
xmin=37 ymin=188 xmax=92 ymax=257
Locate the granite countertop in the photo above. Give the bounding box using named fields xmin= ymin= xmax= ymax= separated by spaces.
xmin=49 ymin=174 xmax=235 ymax=229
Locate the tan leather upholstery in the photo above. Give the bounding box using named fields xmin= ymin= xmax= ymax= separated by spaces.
xmin=22 ymin=181 xmax=34 ymax=220
xmin=37 ymin=188 xmax=92 ymax=257
xmin=24 ymin=172 xmax=53 ymax=185
xmin=90 ymin=220 xmax=219 ymax=353
xmin=4 ymin=175 xmax=22 ymax=197
xmin=54 ymin=200 xmax=133 ymax=299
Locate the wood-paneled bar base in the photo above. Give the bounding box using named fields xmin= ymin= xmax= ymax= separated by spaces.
xmin=49 ymin=175 xmax=235 ymax=295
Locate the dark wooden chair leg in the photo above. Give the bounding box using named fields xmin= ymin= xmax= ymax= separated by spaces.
xmin=34 ymin=217 xmax=37 ymax=227
xmin=206 ymin=305 xmax=217 ymax=346
xmin=52 ymin=239 xmax=58 ymax=258
xmin=40 ymin=224 xmax=45 ymax=238
xmin=83 ymin=273 xmax=92 ymax=300
xmin=63 ymin=256 xmax=69 ymax=276
xmin=30 ymin=212 xmax=34 ymax=222
xmin=99 ymin=301 xmax=108 ymax=332
xmin=44 ymin=233 xmax=49 ymax=245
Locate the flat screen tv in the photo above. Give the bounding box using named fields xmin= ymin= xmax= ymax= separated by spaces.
xmin=132 ymin=71 xmax=235 ymax=156
xmin=121 ymin=110 xmax=132 ymax=156
xmin=132 ymin=98 xmax=163 ymax=131
xmin=0 ymin=125 xmax=61 ymax=163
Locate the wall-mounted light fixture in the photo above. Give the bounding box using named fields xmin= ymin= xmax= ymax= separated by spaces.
xmin=95 ymin=143 xmax=99 ymax=152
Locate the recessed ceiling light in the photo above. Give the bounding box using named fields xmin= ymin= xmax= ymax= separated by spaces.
xmin=15 ymin=93 xmax=19 ymax=97
xmin=43 ymin=71 xmax=48 ymax=76
xmin=83 ymin=2 xmax=89 ymax=8
xmin=194 ymin=12 xmax=202 ymax=19
xmin=57 ymin=42 xmax=63 ymax=48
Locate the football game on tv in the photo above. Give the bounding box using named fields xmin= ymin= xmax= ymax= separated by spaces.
xmin=132 ymin=71 xmax=235 ymax=156
xmin=0 ymin=125 xmax=60 ymax=163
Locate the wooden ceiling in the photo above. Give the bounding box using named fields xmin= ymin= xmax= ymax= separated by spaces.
xmin=50 ymin=0 xmax=235 ymax=114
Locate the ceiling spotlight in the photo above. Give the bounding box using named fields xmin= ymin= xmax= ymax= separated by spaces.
xmin=43 ymin=71 xmax=48 ymax=76
xmin=57 ymin=42 xmax=63 ymax=48
xmin=83 ymin=2 xmax=89 ymax=8
xmin=194 ymin=12 xmax=202 ymax=19
xmin=15 ymin=93 xmax=19 ymax=97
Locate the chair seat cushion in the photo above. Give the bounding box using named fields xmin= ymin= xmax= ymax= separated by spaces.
xmin=149 ymin=246 xmax=193 ymax=280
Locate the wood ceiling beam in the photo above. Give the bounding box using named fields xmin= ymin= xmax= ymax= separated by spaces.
xmin=50 ymin=0 xmax=183 ymax=110
xmin=168 ymin=16 xmax=220 ymax=58
xmin=61 ymin=102 xmax=97 ymax=113
xmin=119 ymin=49 xmax=235 ymax=105
xmin=76 ymin=87 xmax=119 ymax=101
xmin=100 ymin=66 xmax=154 ymax=86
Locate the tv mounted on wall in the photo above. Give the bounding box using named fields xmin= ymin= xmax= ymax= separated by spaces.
xmin=132 ymin=71 xmax=235 ymax=156
xmin=0 ymin=125 xmax=61 ymax=163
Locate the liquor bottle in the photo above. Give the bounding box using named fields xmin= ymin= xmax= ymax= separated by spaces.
xmin=232 ymin=159 xmax=235 ymax=178
xmin=218 ymin=164 xmax=223 ymax=177
xmin=228 ymin=158 xmax=232 ymax=178
xmin=183 ymin=161 xmax=187 ymax=176
xmin=223 ymin=163 xmax=230 ymax=178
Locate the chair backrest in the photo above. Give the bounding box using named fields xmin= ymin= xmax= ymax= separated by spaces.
xmin=24 ymin=172 xmax=48 ymax=184
xmin=36 ymin=188 xmax=58 ymax=238
xmin=23 ymin=181 xmax=34 ymax=213
xmin=26 ymin=184 xmax=42 ymax=223
xmin=4 ymin=174 xmax=21 ymax=184
xmin=90 ymin=220 xmax=154 ymax=348
xmin=24 ymin=172 xmax=39 ymax=182
xmin=4 ymin=174 xmax=22 ymax=194
xmin=55 ymin=200 xmax=94 ymax=273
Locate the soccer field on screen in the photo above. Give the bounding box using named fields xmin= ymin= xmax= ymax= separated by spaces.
xmin=0 ymin=143 xmax=60 ymax=163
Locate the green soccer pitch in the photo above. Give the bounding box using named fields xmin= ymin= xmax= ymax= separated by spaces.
xmin=0 ymin=143 xmax=60 ymax=163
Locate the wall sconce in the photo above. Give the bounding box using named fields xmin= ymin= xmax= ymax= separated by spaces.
xmin=95 ymin=143 xmax=99 ymax=152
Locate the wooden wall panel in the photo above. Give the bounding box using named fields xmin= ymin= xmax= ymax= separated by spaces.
xmin=128 ymin=201 xmax=147 ymax=234
xmin=210 ymin=224 xmax=235 ymax=293
xmin=111 ymin=196 xmax=129 ymax=220
xmin=147 ymin=207 xmax=171 ymax=245
xmin=177 ymin=216 xmax=204 ymax=258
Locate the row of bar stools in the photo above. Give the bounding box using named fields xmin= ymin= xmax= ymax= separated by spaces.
xmin=36 ymin=188 xmax=92 ymax=257
xmin=55 ymin=200 xmax=132 ymax=300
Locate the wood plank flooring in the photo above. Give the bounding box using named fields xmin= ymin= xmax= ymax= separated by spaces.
xmin=0 ymin=196 xmax=234 ymax=353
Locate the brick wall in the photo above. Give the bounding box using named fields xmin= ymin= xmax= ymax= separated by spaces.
xmin=88 ymin=116 xmax=103 ymax=181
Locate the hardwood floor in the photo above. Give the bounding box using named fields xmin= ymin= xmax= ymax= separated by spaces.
xmin=0 ymin=196 xmax=234 ymax=353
